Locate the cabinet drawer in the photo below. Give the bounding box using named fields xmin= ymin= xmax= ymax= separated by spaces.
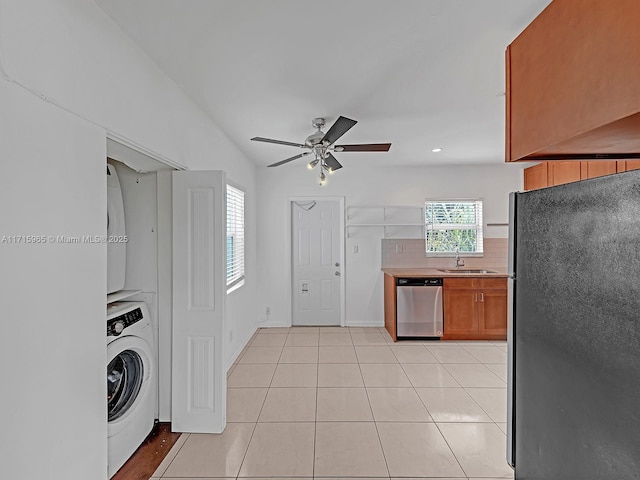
xmin=478 ymin=278 xmax=507 ymax=289
xmin=443 ymin=278 xmax=477 ymax=289
xmin=444 ymin=277 xmax=506 ymax=290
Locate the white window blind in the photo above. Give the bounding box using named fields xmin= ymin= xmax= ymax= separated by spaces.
xmin=226 ymin=184 xmax=245 ymax=290
xmin=425 ymin=199 xmax=483 ymax=254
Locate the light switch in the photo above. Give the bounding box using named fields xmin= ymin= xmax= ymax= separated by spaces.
xmin=396 ymin=244 xmax=403 ymax=254
xmin=353 ymin=245 xmax=359 ymax=254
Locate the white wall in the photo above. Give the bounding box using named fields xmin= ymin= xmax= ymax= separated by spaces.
xmin=0 ymin=78 xmax=108 ymax=479
xmin=0 ymin=0 xmax=257 ymax=478
xmin=256 ymin=164 xmax=524 ymax=327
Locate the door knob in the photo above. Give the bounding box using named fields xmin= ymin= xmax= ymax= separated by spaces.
xmin=335 ymin=271 xmax=341 ymax=276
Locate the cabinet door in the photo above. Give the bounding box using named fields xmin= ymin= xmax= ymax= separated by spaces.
xmin=506 ymin=0 xmax=640 ymax=162
xmin=622 ymin=160 xmax=640 ymax=172
xmin=478 ymin=289 xmax=507 ymax=336
xmin=384 ymin=274 xmax=397 ymax=341
xmin=443 ymin=289 xmax=478 ymax=335
xmin=523 ymin=163 xmax=548 ymax=190
xmin=548 ymin=161 xmax=581 ymax=186
xmin=580 ymin=161 xmax=618 ymax=179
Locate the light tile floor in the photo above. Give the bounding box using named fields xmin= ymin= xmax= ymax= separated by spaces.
xmin=152 ymin=326 xmax=512 ymax=480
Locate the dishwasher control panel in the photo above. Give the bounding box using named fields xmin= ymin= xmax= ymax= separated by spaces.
xmin=396 ymin=277 xmax=443 ymax=287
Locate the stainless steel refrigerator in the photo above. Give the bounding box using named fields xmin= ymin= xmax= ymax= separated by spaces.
xmin=507 ymin=169 xmax=640 ymax=479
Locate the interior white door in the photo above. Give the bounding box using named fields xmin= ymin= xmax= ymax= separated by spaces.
xmin=292 ymin=199 xmax=342 ymax=326
xmin=171 ymin=170 xmax=226 ymax=433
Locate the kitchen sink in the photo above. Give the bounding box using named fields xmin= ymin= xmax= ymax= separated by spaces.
xmin=437 ymin=268 xmax=497 ymax=274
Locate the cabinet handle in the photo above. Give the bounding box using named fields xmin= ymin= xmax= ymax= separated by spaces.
xmin=479 ymin=292 xmax=484 ymax=302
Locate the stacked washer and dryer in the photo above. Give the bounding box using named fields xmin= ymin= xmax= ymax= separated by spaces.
xmin=106 ymin=163 xmax=157 ymax=478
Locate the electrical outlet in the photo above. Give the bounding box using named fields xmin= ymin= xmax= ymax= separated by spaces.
xmin=395 ymin=244 xmax=403 ymax=254
xmin=266 ymin=307 xmax=271 ymax=315
xmin=353 ymin=245 xmax=359 ymax=254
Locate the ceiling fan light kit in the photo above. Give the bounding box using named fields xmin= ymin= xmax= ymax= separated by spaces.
xmin=251 ymin=115 xmax=391 ymax=186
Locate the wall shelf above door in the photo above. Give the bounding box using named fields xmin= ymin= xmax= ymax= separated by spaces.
xmin=346 ymin=205 xmax=425 ymax=238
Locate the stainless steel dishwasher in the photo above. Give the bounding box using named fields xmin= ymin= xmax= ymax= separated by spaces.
xmin=396 ymin=277 xmax=443 ymax=338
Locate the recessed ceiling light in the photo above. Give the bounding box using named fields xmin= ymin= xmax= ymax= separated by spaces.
xmin=432 ymin=147 xmax=443 ymax=153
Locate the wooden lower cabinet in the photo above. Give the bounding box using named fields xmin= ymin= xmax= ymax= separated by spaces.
xmin=383 ymin=273 xmax=397 ymax=341
xmin=443 ymin=277 xmax=507 ymax=340
xmin=384 ymin=274 xmax=508 ymax=341
xmin=478 ymin=288 xmax=508 ymax=336
xmin=442 ymin=288 xmax=477 ymax=335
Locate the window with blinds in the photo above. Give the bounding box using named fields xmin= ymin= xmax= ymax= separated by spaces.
xmin=226 ymin=184 xmax=245 ymax=290
xmin=425 ymin=199 xmax=483 ymax=255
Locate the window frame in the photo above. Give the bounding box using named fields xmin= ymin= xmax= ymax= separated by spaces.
xmin=424 ymin=198 xmax=484 ymax=257
xmin=226 ymin=183 xmax=245 ymax=292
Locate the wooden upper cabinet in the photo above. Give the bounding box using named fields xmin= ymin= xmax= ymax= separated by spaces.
xmin=525 ymin=160 xmax=627 ymax=190
xmin=620 ymin=161 xmax=640 ymax=172
xmin=523 ymin=163 xmax=548 ymax=191
xmin=580 ymin=161 xmax=618 ymax=180
xmin=506 ymin=0 xmax=640 ymax=163
xmin=547 ymin=161 xmax=581 ymax=186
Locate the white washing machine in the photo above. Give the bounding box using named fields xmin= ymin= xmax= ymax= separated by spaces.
xmin=107 ymin=163 xmax=126 ymax=294
xmin=107 ymin=302 xmax=156 ymax=478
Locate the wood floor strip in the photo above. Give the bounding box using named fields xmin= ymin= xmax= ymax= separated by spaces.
xmin=111 ymin=422 xmax=181 ymax=480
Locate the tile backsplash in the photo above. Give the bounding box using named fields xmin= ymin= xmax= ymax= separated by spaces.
xmin=381 ymin=237 xmax=508 ymax=269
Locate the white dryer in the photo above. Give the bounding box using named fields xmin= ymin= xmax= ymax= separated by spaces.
xmin=107 ymin=302 xmax=156 ymax=478
xmin=107 ymin=163 xmax=126 ymax=294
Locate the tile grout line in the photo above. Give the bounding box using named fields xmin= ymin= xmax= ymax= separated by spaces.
xmin=397 ymin=342 xmax=471 ymax=479
xmin=312 ymin=334 xmax=320 ymax=479
xmin=432 ymin=419 xmax=471 ymax=479
xmin=156 ymin=432 xmax=190 ymax=479
xmin=233 ymin=331 xmax=278 ymax=479
xmin=354 ymin=328 xmax=392 ymax=480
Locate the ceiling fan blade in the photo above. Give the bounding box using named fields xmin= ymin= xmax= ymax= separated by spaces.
xmin=335 ymin=143 xmax=392 ymax=152
xmin=251 ymin=137 xmax=306 ymax=148
xmin=267 ymin=151 xmax=311 ymax=167
xmin=323 ymin=153 xmax=343 ymax=171
xmin=321 ymin=116 xmax=357 ymax=145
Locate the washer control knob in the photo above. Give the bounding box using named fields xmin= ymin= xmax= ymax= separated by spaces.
xmin=113 ymin=321 xmax=124 ymax=335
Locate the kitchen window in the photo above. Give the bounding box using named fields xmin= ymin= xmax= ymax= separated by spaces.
xmin=425 ymin=199 xmax=483 ymax=255
xmin=226 ymin=184 xmax=245 ymax=291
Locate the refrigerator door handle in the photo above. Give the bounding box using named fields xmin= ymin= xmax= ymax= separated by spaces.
xmin=507 ymin=276 xmax=515 ymax=468
xmin=506 ymin=191 xmax=517 ymax=469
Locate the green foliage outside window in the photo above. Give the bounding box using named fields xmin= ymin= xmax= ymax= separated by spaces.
xmin=425 ymin=200 xmax=483 ymax=254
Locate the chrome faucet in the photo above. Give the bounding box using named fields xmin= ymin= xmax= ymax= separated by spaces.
xmin=454 ymin=247 xmax=465 ymax=268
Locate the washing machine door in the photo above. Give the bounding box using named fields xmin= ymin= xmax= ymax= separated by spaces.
xmin=107 ymin=336 xmax=152 ymax=424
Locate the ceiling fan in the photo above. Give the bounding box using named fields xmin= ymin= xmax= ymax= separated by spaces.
xmin=251 ymin=116 xmax=391 ymax=184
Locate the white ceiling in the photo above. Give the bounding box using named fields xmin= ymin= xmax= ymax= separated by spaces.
xmin=95 ymin=0 xmax=551 ymax=168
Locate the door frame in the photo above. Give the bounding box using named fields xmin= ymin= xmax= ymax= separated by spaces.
xmin=287 ymin=196 xmax=346 ymax=327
